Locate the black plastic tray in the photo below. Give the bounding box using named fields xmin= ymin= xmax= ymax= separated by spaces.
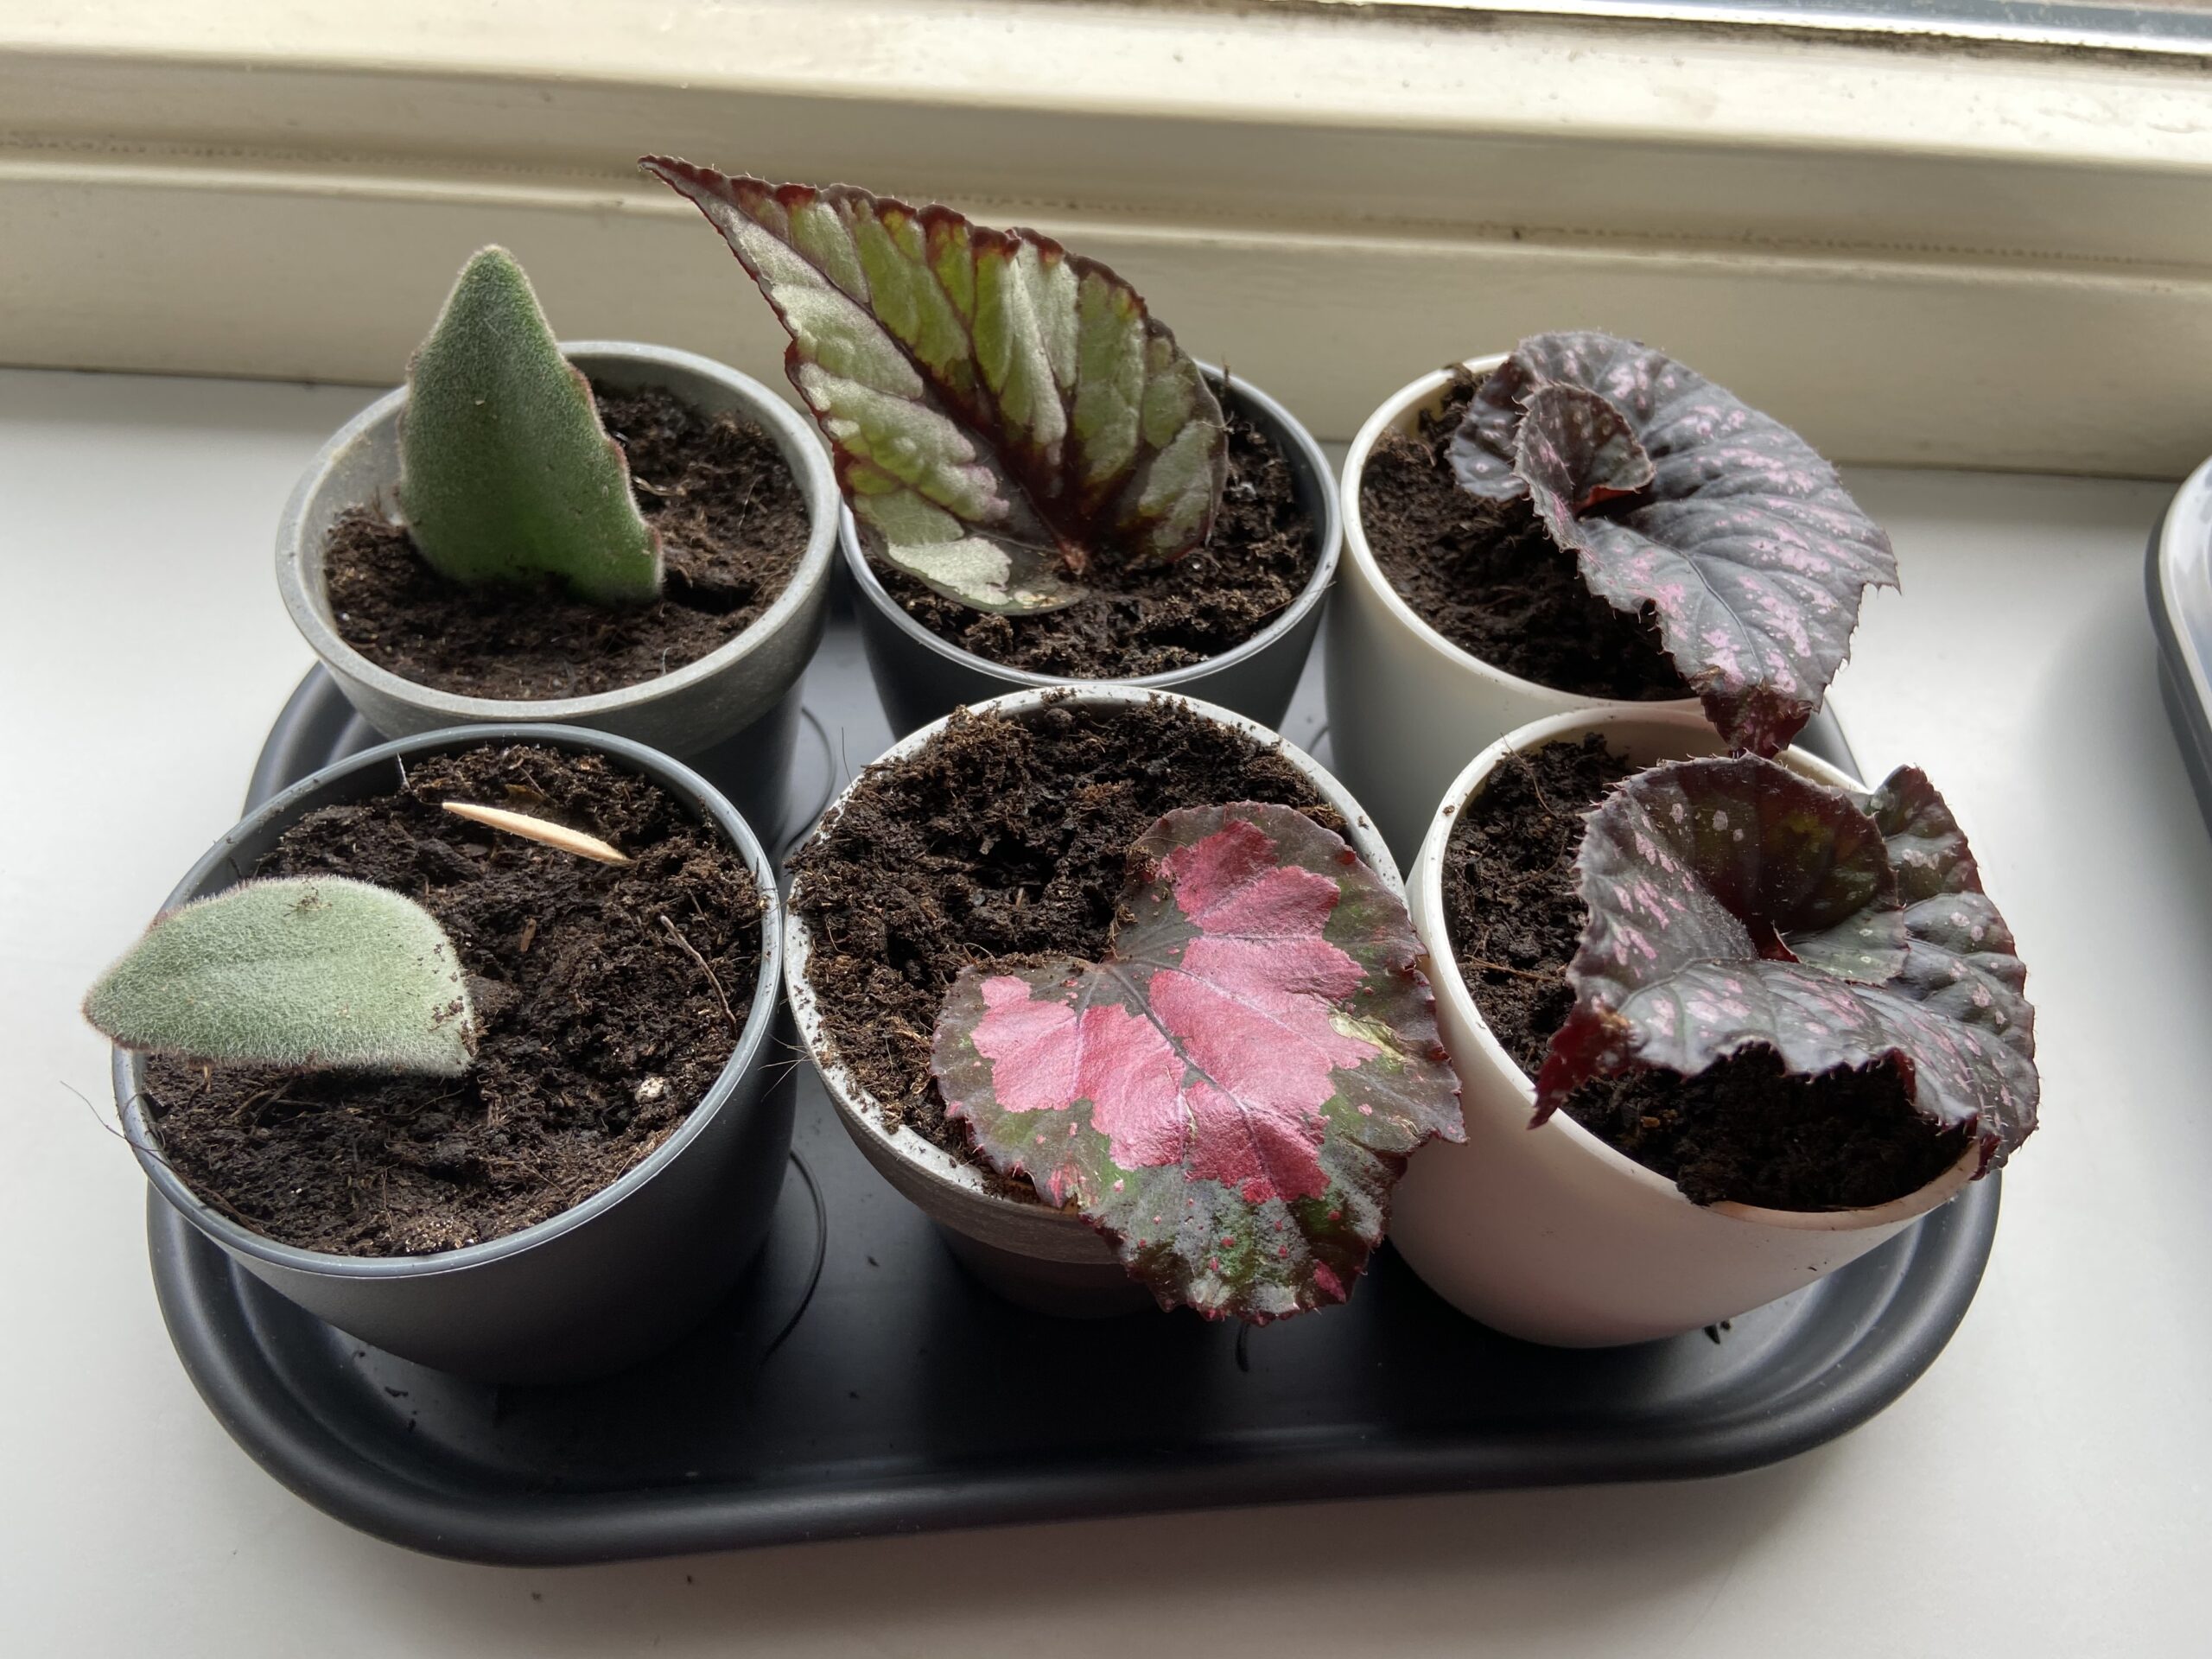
xmin=148 ymin=609 xmax=2000 ymax=1565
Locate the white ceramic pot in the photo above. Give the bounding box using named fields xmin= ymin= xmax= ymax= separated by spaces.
xmin=783 ymin=683 xmax=1399 ymax=1317
xmin=1325 ymin=356 xmax=1700 ymax=868
xmin=1389 ymin=705 xmax=1980 ymax=1348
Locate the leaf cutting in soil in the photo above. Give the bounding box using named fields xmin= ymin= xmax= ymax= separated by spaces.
xmin=1535 ymin=755 xmax=2037 ymax=1180
xmin=84 ymin=877 xmax=477 ymax=1077
xmin=399 ymin=248 xmax=664 ymax=605
xmin=642 ymin=159 xmax=1227 ymax=615
xmin=931 ymin=803 xmax=1463 ymax=1322
xmin=1450 ymin=332 xmax=1897 ymax=756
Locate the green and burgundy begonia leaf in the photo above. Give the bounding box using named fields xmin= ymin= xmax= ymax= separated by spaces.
xmin=931 ymin=803 xmax=1464 ymax=1322
xmin=1534 ymin=755 xmax=2037 ymax=1176
xmin=642 ymin=159 xmax=1227 ymax=614
xmin=1450 ymin=332 xmax=1897 ymax=757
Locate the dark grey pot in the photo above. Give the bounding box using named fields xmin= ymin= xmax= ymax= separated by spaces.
xmin=113 ymin=725 xmax=795 ymax=1385
xmin=843 ymin=365 xmax=1342 ymax=737
xmin=275 ymin=342 xmax=840 ymax=838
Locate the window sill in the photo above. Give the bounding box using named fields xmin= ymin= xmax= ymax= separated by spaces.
xmin=3 ymin=1 xmax=2210 ymax=472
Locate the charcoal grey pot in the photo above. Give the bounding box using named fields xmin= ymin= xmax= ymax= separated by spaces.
xmin=843 ymin=365 xmax=1341 ymax=737
xmin=114 ymin=725 xmax=795 ymax=1385
xmin=276 ymin=342 xmax=839 ymax=840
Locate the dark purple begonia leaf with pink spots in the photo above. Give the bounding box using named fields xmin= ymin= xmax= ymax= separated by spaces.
xmin=1450 ymin=332 xmax=1897 ymax=757
xmin=1513 ymin=383 xmax=1656 ymax=518
xmin=931 ymin=802 xmax=1463 ymax=1322
xmin=1858 ymin=765 xmax=2037 ymax=1168
xmin=1533 ymin=755 xmax=2037 ymax=1179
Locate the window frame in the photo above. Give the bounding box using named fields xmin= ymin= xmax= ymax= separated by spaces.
xmin=3 ymin=0 xmax=2210 ymax=474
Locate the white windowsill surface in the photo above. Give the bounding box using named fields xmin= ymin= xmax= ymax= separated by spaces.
xmin=2 ymin=365 xmax=2206 ymax=1655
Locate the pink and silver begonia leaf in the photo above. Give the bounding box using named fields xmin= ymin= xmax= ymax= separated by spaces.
xmin=932 ymin=803 xmax=1463 ymax=1322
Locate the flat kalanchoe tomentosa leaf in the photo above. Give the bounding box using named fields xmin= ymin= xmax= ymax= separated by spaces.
xmin=84 ymin=876 xmax=478 ymax=1076
xmin=1534 ymin=756 xmax=2036 ymax=1179
xmin=931 ymin=803 xmax=1464 ymax=1322
xmin=398 ymin=247 xmax=663 ymax=605
xmin=1451 ymin=332 xmax=1897 ymax=757
xmin=642 ymin=159 xmax=1226 ymax=614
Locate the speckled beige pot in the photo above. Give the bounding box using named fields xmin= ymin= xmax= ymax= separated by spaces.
xmin=784 ymin=683 xmax=1399 ymax=1317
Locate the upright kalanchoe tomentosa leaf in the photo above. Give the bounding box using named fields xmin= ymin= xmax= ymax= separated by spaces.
xmin=1451 ymin=332 xmax=1897 ymax=756
xmin=931 ymin=803 xmax=1463 ymax=1322
xmin=642 ymin=159 xmax=1226 ymax=614
xmin=1534 ymin=756 xmax=2036 ymax=1177
xmin=84 ymin=877 xmax=477 ymax=1077
xmin=398 ymin=247 xmax=663 ymax=604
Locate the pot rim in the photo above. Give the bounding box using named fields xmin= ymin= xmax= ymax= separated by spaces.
xmin=1340 ymin=354 xmax=1703 ymax=717
xmin=839 ymin=363 xmax=1342 ymax=694
xmin=115 ymin=722 xmax=786 ymax=1281
xmin=2152 ymin=451 xmax=2212 ymax=719
xmin=783 ymin=683 xmax=1401 ymax=1224
xmin=275 ymin=340 xmax=840 ymax=725
xmin=1414 ymin=703 xmax=1980 ymax=1232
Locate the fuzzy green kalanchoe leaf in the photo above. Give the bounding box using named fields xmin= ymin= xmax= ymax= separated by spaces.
xmin=641 ymin=160 xmax=1226 ymax=614
xmin=397 ymin=247 xmax=662 ymax=604
xmin=931 ymin=803 xmax=1464 ymax=1323
xmin=84 ymin=877 xmax=477 ymax=1077
xmin=1451 ymin=331 xmax=1897 ymax=757
xmin=1534 ymin=756 xmax=2037 ymax=1175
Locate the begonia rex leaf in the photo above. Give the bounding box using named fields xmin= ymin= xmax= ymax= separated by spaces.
xmin=933 ymin=804 xmax=1462 ymax=1320
xmin=1452 ymin=332 xmax=1895 ymax=756
xmin=644 ymin=161 xmax=1227 ymax=613
xmin=1534 ymin=756 xmax=2036 ymax=1176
